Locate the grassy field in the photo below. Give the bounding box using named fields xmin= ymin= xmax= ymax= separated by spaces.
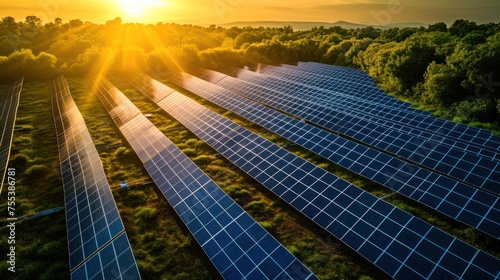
xmin=0 ymin=77 xmax=499 ymax=280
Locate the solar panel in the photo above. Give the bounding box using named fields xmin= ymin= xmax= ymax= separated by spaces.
xmin=208 ymin=70 xmax=500 ymax=195
xmin=271 ymin=62 xmax=419 ymax=112
xmin=143 ymin=71 xmax=500 ymax=239
xmin=51 ymin=76 xmax=141 ymax=279
xmin=91 ymin=76 xmax=318 ymax=280
xmin=131 ymin=75 xmax=500 ymax=280
xmin=0 ymin=78 xmax=23 ymax=194
xmin=285 ymin=62 xmax=397 ymax=102
xmin=70 ymin=233 xmax=140 ymax=280
xmin=251 ymin=64 xmax=500 ymax=160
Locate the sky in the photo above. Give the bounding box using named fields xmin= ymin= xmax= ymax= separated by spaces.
xmin=1 ymin=0 xmax=499 ymax=26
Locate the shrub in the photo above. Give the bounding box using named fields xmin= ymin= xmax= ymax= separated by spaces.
xmin=181 ymin=148 xmax=197 ymax=157
xmin=259 ymin=221 xmax=274 ymax=232
xmin=110 ymin=170 xmax=127 ymax=181
xmin=454 ymin=99 xmax=499 ymax=123
xmin=135 ymin=207 xmax=159 ymax=225
xmin=287 ymin=245 xmax=302 ymax=259
xmin=244 ymin=200 xmax=266 ymax=213
xmin=25 ymin=164 xmax=49 ymax=180
xmin=225 ymin=184 xmax=250 ymax=198
xmin=38 ymin=241 xmax=63 ymax=258
xmin=114 ymin=146 xmax=130 ymax=158
xmin=10 ymin=153 xmax=30 ymax=171
xmin=192 ymin=155 xmax=214 ymax=165
xmin=185 ymin=139 xmax=198 ymax=146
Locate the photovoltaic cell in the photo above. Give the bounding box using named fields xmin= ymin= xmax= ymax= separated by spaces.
xmin=145 ymin=71 xmax=500 ymax=239
xmin=207 ymin=69 xmax=500 ymax=194
xmin=130 ymin=74 xmax=500 ymax=280
xmin=70 ymin=233 xmax=140 ymax=280
xmin=51 ymin=76 xmax=141 ymax=279
xmin=249 ymin=64 xmax=500 ymax=161
xmin=0 ymin=78 xmax=23 ymax=193
xmin=91 ymin=76 xmax=317 ymax=280
xmin=284 ymin=62 xmax=423 ymax=113
xmin=284 ymin=62 xmax=500 ymax=149
xmin=267 ymin=62 xmax=417 ymax=112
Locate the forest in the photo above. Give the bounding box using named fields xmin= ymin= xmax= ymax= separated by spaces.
xmin=0 ymin=16 xmax=500 ymax=129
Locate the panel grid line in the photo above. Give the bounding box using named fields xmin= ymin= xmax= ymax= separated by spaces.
xmin=51 ymin=76 xmax=141 ymax=280
xmin=91 ymin=76 xmax=317 ymax=280
xmin=142 ymin=71 xmax=500 ymax=239
xmin=130 ymin=74 xmax=500 ymax=280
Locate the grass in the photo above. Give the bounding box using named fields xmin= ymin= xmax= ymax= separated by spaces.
xmin=399 ymin=97 xmax=500 ymax=136
xmin=0 ymin=81 xmax=68 ymax=279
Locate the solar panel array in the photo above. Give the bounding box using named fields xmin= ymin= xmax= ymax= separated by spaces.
xmin=129 ymin=74 xmax=500 ymax=280
xmin=282 ymin=62 xmax=427 ymax=113
xmin=51 ymin=76 xmax=141 ymax=279
xmin=91 ymin=76 xmax=318 ymax=280
xmin=0 ymin=78 xmax=23 ymax=193
xmin=279 ymin=62 xmax=500 ymax=154
xmin=148 ymin=70 xmax=500 ymax=239
xmin=252 ymin=64 xmax=500 ymax=162
xmin=255 ymin=63 xmax=422 ymax=115
xmin=209 ymin=69 xmax=500 ymax=194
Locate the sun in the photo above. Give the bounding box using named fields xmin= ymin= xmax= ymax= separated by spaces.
xmin=117 ymin=0 xmax=169 ymax=17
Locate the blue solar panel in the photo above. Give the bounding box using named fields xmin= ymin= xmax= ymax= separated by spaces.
xmin=282 ymin=62 xmax=500 ymax=150
xmin=262 ymin=62 xmax=417 ymax=112
xmin=144 ymin=71 xmax=500 ymax=239
xmin=207 ymin=70 xmax=500 ymax=195
xmin=51 ymin=76 xmax=141 ymax=278
xmin=247 ymin=65 xmax=500 ymax=162
xmin=0 ymin=78 xmax=23 ymax=193
xmin=70 ymin=233 xmax=141 ymax=280
xmin=282 ymin=62 xmax=417 ymax=109
xmin=92 ymin=76 xmax=318 ymax=280
xmin=130 ymin=76 xmax=500 ymax=280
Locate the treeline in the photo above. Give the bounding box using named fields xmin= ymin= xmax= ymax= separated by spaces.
xmin=1 ymin=16 xmax=500 ymax=126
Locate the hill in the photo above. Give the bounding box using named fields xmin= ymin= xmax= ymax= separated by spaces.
xmin=218 ymin=20 xmax=426 ymax=30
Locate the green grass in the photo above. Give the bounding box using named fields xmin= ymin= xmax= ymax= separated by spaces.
xmin=0 ymin=81 xmax=68 ymax=280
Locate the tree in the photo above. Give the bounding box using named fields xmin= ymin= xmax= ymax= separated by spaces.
xmin=24 ymin=15 xmax=42 ymax=27
xmin=449 ymin=19 xmax=479 ymax=37
xmin=387 ymin=41 xmax=438 ymax=95
xmin=69 ymin=19 xmax=83 ymax=28
xmin=423 ymin=62 xmax=468 ymax=106
xmin=428 ymin=22 xmax=447 ymax=32
xmin=0 ymin=16 xmax=19 ymax=36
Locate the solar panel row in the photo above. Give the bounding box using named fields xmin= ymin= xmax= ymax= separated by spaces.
xmin=278 ymin=62 xmax=420 ymax=113
xmin=245 ymin=64 xmax=423 ymax=117
xmin=252 ymin=64 xmax=500 ymax=158
xmin=51 ymin=76 xmax=141 ymax=279
xmin=210 ymin=73 xmax=500 ymax=194
xmin=152 ymin=71 xmax=500 ymax=239
xmin=91 ymin=76 xmax=318 ymax=280
xmin=0 ymin=78 xmax=23 ymax=194
xmin=71 ymin=233 xmax=140 ymax=280
xmin=285 ymin=62 xmax=421 ymax=112
xmin=132 ymin=74 xmax=500 ymax=280
xmin=286 ymin=62 xmax=500 ymax=150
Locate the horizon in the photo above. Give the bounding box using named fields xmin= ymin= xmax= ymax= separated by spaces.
xmin=1 ymin=0 xmax=499 ymax=26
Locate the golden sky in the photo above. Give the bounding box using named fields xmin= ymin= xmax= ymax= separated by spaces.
xmin=1 ymin=0 xmax=499 ymax=25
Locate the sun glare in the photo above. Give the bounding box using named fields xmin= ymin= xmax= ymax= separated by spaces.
xmin=117 ymin=0 xmax=168 ymax=17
